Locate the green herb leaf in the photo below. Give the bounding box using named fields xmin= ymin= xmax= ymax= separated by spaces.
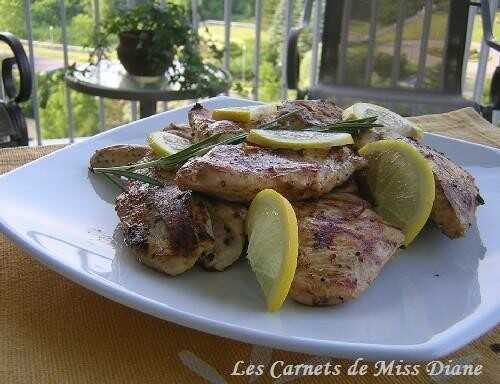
xmin=92 ymin=167 xmax=164 ymax=187
xmin=102 ymin=173 xmax=126 ymax=191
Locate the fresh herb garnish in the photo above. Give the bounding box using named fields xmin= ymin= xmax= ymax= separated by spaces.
xmin=476 ymin=194 xmax=485 ymax=205
xmin=91 ymin=107 xmax=383 ymax=188
xmin=91 ymin=168 xmax=164 ymax=187
xmin=102 ymin=173 xmax=125 ymax=191
xmin=304 ymin=116 xmax=383 ymax=133
xmin=90 ymin=108 xmax=306 ymax=180
xmin=256 ymin=107 xmax=306 ymax=130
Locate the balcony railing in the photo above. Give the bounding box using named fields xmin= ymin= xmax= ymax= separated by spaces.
xmin=13 ymin=0 xmax=500 ymax=146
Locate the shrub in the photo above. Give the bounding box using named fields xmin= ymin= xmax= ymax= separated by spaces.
xmin=40 ymin=83 xmax=98 ymax=139
xmin=68 ymin=14 xmax=94 ymax=46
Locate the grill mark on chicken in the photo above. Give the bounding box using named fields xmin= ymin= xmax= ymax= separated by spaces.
xmin=175 ymin=143 xmax=367 ymax=203
xmin=116 ymin=182 xmax=215 ymax=276
xmin=290 ymin=191 xmax=404 ymax=306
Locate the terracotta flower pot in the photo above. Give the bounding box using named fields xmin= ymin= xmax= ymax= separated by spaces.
xmin=117 ymin=31 xmax=173 ymax=78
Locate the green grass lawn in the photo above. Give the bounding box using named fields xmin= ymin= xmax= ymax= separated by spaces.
xmin=376 ymin=12 xmax=448 ymax=45
xmin=21 ymin=10 xmax=497 ymax=72
xmin=376 ymin=11 xmax=499 ymax=46
xmin=200 ymin=23 xmax=270 ymax=45
xmin=0 ymin=44 xmax=90 ymax=65
xmin=297 ymin=10 xmax=499 ymax=92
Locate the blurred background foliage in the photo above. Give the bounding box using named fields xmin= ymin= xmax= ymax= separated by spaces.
xmin=2 ymin=0 xmax=497 ymax=139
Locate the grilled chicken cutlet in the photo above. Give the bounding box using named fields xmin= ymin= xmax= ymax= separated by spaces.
xmin=117 ymin=182 xmax=247 ymax=274
xmin=356 ymin=131 xmax=482 ymax=238
xmin=176 ymin=143 xmax=367 ymax=203
xmin=90 ymin=144 xmax=150 ymax=168
xmin=115 ymin=182 xmax=248 ymax=275
xmin=116 ymin=182 xmax=214 ymax=275
xmin=277 ymin=99 xmax=344 ymax=129
xmin=189 ymin=103 xmax=244 ymax=141
xmin=164 ymin=122 xmax=194 ymax=141
xmin=402 ymin=138 xmax=481 ymax=238
xmin=189 ymin=99 xmax=344 ymax=141
xmin=201 ymin=199 xmax=247 ymax=271
xmin=91 ymin=137 xmax=247 ymax=274
xmin=90 ymin=121 xmax=194 ymax=169
xmin=290 ymin=188 xmax=404 ymax=306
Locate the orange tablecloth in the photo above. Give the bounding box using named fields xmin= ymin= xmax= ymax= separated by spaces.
xmin=1 ymin=109 xmax=499 ymax=383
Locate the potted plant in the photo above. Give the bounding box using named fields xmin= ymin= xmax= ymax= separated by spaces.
xmin=91 ymin=1 xmax=207 ymax=83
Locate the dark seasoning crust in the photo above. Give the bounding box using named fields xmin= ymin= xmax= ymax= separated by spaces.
xmin=91 ymin=99 xmax=482 ymax=306
xmin=291 ymin=191 xmax=404 ymax=306
xmin=115 ymin=182 xmax=216 ymax=275
xmin=402 ymin=137 xmax=482 ymax=238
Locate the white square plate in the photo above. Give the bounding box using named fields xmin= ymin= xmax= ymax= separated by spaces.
xmin=1 ymin=96 xmax=499 ymax=360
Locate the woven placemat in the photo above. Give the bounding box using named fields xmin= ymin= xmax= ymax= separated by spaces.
xmin=1 ymin=110 xmax=499 ymax=384
xmin=0 ymin=144 xmax=64 ymax=175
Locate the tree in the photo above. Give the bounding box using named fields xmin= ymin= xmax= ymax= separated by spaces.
xmin=198 ymin=0 xmax=254 ymax=22
xmin=269 ymin=0 xmax=311 ymax=55
xmin=40 ymin=83 xmax=98 ymax=139
xmin=0 ymin=0 xmax=25 ymax=37
xmin=262 ymin=0 xmax=278 ymax=29
xmin=68 ymin=13 xmax=94 ymax=46
xmin=259 ymin=61 xmax=281 ymax=101
xmin=31 ymin=0 xmax=86 ymax=27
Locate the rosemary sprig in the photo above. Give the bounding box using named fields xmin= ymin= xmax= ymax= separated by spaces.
xmin=91 ymin=167 xmax=164 ymax=187
xmin=304 ymin=116 xmax=383 ymax=133
xmin=91 ymin=108 xmax=306 ymax=176
xmin=92 ymin=131 xmax=244 ymax=175
xmin=102 ymin=173 xmax=125 ymax=191
xmin=257 ymin=107 xmax=306 ymax=130
xmin=90 ymin=131 xmax=249 ymax=187
xmin=91 ymin=107 xmax=383 ymax=188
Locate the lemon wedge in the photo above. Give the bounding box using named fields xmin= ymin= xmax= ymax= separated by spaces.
xmin=247 ymin=129 xmax=353 ymax=150
xmin=147 ymin=131 xmax=191 ymax=157
xmin=246 ymin=189 xmax=298 ymax=312
xmin=343 ymin=102 xmax=424 ymax=139
xmin=359 ymin=139 xmax=435 ymax=245
xmin=212 ymin=104 xmax=277 ymax=123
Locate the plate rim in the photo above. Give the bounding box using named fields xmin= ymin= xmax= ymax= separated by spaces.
xmin=1 ymin=96 xmax=499 ymax=361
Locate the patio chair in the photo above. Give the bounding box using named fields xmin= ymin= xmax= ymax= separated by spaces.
xmin=287 ymin=0 xmax=499 ymax=117
xmin=0 ymin=32 xmax=31 ymax=147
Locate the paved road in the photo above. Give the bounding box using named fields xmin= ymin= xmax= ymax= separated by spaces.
xmin=0 ymin=50 xmax=63 ymax=73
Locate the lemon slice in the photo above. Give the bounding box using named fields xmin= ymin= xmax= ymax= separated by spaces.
xmin=147 ymin=131 xmax=191 ymax=157
xmin=212 ymin=104 xmax=277 ymax=123
xmin=343 ymin=103 xmax=424 ymax=139
xmin=247 ymin=129 xmax=353 ymax=150
xmin=246 ymin=189 xmax=298 ymax=312
xmin=359 ymin=139 xmax=435 ymax=245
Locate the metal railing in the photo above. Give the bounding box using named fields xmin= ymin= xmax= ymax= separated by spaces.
xmin=473 ymin=0 xmax=499 ymax=102
xmin=19 ymin=0 xmax=497 ymax=146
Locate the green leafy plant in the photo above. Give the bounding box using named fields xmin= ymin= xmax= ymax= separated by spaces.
xmin=84 ymin=0 xmax=228 ymax=97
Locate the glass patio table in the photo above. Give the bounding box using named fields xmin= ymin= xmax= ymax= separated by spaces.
xmin=65 ymin=61 xmax=230 ymax=118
